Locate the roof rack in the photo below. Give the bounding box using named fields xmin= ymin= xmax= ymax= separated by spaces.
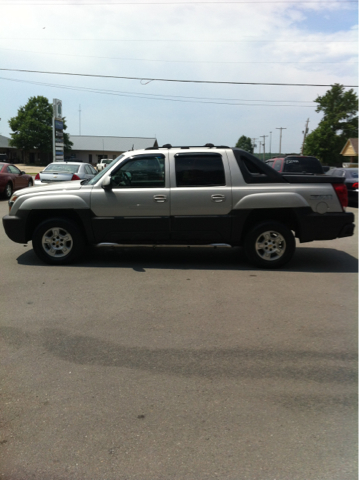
xmin=145 ymin=144 xmax=230 ymax=150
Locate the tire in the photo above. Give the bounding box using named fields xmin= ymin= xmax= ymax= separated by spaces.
xmin=244 ymin=221 xmax=295 ymax=269
xmin=4 ymin=182 xmax=13 ymax=199
xmin=32 ymin=218 xmax=85 ymax=265
xmin=28 ymin=179 xmax=33 ymax=187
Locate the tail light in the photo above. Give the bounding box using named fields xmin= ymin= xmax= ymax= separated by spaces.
xmin=332 ymin=183 xmax=348 ymax=209
xmin=352 ymin=182 xmax=358 ymax=189
xmin=71 ymin=174 xmax=81 ymax=180
xmin=35 ymin=173 xmax=40 ymax=180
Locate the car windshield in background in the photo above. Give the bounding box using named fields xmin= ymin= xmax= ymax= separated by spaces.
xmin=44 ymin=164 xmax=80 ymax=173
xmin=347 ymin=169 xmax=358 ymax=178
xmin=284 ymin=157 xmax=323 ymax=174
xmin=88 ymin=155 xmax=125 ymax=185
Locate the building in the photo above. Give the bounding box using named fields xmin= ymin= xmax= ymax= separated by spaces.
xmin=1 ymin=134 xmax=158 ymax=165
xmin=0 ymin=135 xmax=19 ymax=162
xmin=340 ymin=138 xmax=358 ymax=165
xmin=67 ymin=136 xmax=158 ymax=165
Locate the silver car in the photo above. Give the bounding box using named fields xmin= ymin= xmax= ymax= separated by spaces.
xmin=34 ymin=162 xmax=97 ymax=185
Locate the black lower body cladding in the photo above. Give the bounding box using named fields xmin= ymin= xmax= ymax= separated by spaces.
xmin=295 ymin=210 xmax=355 ymax=242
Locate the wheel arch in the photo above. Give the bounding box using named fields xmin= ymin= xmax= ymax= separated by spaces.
xmin=238 ymin=208 xmax=301 ymax=245
xmin=26 ymin=209 xmax=94 ymax=244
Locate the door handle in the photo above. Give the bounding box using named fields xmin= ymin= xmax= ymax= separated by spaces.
xmin=211 ymin=194 xmax=225 ymax=203
xmin=153 ymin=195 xmax=167 ymax=202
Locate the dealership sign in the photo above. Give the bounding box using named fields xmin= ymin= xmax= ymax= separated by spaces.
xmin=53 ymin=99 xmax=64 ymax=162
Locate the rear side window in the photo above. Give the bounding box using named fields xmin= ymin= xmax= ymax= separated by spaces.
xmin=273 ymin=160 xmax=282 ymax=172
xmin=175 ymin=154 xmax=225 ymax=187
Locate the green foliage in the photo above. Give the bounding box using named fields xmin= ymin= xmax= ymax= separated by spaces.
xmin=235 ymin=135 xmax=254 ymax=153
xmin=303 ymin=84 xmax=358 ymax=165
xmin=8 ymin=96 xmax=72 ymax=153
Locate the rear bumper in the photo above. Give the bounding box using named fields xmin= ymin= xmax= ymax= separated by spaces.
xmin=297 ymin=211 xmax=355 ymax=243
xmin=2 ymin=211 xmax=30 ymax=244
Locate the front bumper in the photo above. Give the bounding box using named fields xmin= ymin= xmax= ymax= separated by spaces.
xmin=2 ymin=211 xmax=30 ymax=244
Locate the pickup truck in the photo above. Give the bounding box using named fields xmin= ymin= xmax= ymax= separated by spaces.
xmin=2 ymin=145 xmax=355 ymax=268
xmin=266 ymin=155 xmax=324 ymax=174
xmin=96 ymin=158 xmax=112 ymax=172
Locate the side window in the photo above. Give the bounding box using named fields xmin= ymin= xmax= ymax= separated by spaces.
xmin=175 ymin=154 xmax=225 ymax=187
xmin=111 ymin=155 xmax=165 ymax=188
xmin=7 ymin=165 xmax=21 ymax=174
xmin=273 ymin=160 xmax=282 ymax=172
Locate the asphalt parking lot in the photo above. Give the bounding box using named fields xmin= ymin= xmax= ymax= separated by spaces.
xmin=0 ymin=198 xmax=357 ymax=480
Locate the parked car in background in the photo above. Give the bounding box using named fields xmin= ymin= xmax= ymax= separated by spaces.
xmin=326 ymin=167 xmax=358 ymax=206
xmin=34 ymin=162 xmax=97 ymax=185
xmin=0 ymin=163 xmax=33 ymax=199
xmin=96 ymin=158 xmax=113 ymax=172
xmin=266 ymin=156 xmax=324 ymax=174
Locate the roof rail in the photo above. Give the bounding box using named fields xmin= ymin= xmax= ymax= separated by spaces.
xmin=145 ymin=144 xmax=230 ymax=150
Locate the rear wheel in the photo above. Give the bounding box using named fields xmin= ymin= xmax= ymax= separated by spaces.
xmin=28 ymin=179 xmax=33 ymax=187
xmin=244 ymin=221 xmax=295 ymax=268
xmin=32 ymin=218 xmax=85 ymax=265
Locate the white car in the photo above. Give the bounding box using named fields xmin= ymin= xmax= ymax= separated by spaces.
xmin=34 ymin=162 xmax=97 ymax=185
xmin=96 ymin=159 xmax=113 ymax=172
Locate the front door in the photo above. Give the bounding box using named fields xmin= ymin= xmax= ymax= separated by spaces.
xmin=90 ymin=153 xmax=170 ymax=243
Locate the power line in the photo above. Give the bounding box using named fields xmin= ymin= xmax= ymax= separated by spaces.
xmin=0 ymin=47 xmax=357 ymax=64
xmin=1 ymin=68 xmax=357 ymax=87
xmin=0 ymin=37 xmax=356 ymax=43
xmin=0 ymin=1 xmax=357 ymax=4
xmin=0 ymin=76 xmax=317 ymax=106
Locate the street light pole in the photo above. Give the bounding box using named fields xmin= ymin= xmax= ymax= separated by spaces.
xmin=276 ymin=127 xmax=287 ymax=154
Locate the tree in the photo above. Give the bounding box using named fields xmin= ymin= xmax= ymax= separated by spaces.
xmin=235 ymin=135 xmax=254 ymax=153
xmin=303 ymin=84 xmax=358 ymax=165
xmin=8 ymin=96 xmax=72 ymax=162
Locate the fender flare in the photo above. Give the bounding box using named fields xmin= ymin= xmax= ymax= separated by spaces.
xmin=234 ymin=192 xmax=309 ymax=210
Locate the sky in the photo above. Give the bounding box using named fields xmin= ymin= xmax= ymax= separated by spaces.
xmin=0 ymin=0 xmax=358 ymax=155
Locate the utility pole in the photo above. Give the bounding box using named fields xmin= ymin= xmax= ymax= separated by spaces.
xmin=301 ymin=118 xmax=309 ymax=154
xmin=79 ymin=105 xmax=81 ymax=135
xmin=276 ymin=127 xmax=287 ymax=154
xmin=260 ymin=135 xmax=268 ymax=161
xmin=269 ymin=131 xmax=272 ymax=158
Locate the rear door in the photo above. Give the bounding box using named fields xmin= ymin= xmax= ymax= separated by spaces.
xmin=169 ymin=151 xmax=232 ymax=243
xmin=7 ymin=165 xmax=27 ymax=189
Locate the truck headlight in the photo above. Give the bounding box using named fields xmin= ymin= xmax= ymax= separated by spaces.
xmin=8 ymin=194 xmax=19 ymax=212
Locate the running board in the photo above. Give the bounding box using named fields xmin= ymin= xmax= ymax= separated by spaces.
xmin=95 ymin=243 xmax=232 ymax=248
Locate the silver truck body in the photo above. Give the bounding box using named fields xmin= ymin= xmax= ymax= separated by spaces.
xmin=3 ymin=146 xmax=355 ymax=267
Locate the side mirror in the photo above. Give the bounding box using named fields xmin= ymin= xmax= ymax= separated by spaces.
xmin=21 ymin=171 xmax=25 ymax=175
xmin=102 ymin=176 xmax=112 ymax=190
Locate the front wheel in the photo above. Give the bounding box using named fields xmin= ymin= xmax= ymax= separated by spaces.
xmin=32 ymin=218 xmax=85 ymax=265
xmin=4 ymin=182 xmax=13 ymax=199
xmin=244 ymin=221 xmax=295 ymax=268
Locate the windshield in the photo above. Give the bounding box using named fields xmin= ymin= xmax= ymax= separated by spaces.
xmin=346 ymin=168 xmax=358 ymax=178
xmin=44 ymin=164 xmax=80 ymax=173
xmin=88 ymin=155 xmax=125 ymax=185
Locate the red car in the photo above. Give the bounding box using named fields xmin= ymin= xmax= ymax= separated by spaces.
xmin=0 ymin=163 xmax=34 ymax=199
